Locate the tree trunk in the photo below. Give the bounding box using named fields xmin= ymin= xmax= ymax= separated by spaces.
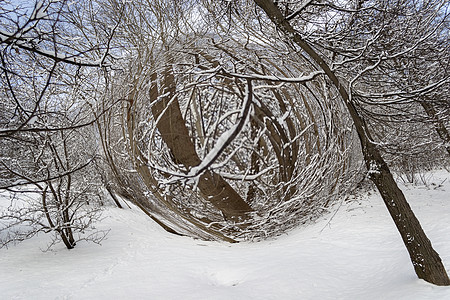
xmin=254 ymin=0 xmax=450 ymax=285
xmin=123 ymin=71 xmax=242 ymax=241
xmin=150 ymin=69 xmax=253 ymax=223
xmin=364 ymin=139 xmax=450 ymax=284
xmin=420 ymin=101 xmax=450 ymax=156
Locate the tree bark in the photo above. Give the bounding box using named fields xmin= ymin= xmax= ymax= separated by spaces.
xmin=254 ymin=0 xmax=450 ymax=285
xmin=123 ymin=71 xmax=242 ymax=241
xmin=420 ymin=101 xmax=450 ymax=156
xmin=150 ymin=69 xmax=253 ymax=223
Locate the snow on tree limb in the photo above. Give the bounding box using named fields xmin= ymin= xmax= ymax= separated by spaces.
xmin=187 ymin=79 xmax=254 ymax=178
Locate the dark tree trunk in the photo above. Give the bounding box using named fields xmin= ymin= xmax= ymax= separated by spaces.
xmin=254 ymin=0 xmax=450 ymax=285
xmin=365 ymin=140 xmax=450 ymax=284
xmin=105 ymin=184 xmax=123 ymax=209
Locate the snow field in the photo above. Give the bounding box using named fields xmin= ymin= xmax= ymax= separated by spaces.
xmin=1 ymin=170 xmax=450 ymax=299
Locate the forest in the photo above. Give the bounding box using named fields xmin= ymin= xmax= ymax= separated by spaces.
xmin=1 ymin=0 xmax=449 ymax=292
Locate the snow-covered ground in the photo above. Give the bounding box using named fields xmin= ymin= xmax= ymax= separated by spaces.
xmin=1 ymin=170 xmax=450 ymax=300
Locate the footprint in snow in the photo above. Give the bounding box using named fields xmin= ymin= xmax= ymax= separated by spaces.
xmin=206 ymin=269 xmax=246 ymax=287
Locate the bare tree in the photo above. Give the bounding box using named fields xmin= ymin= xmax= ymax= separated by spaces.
xmin=245 ymin=0 xmax=449 ymax=286
xmin=0 ymin=0 xmax=122 ymax=249
xmin=0 ymin=117 xmax=107 ymax=249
